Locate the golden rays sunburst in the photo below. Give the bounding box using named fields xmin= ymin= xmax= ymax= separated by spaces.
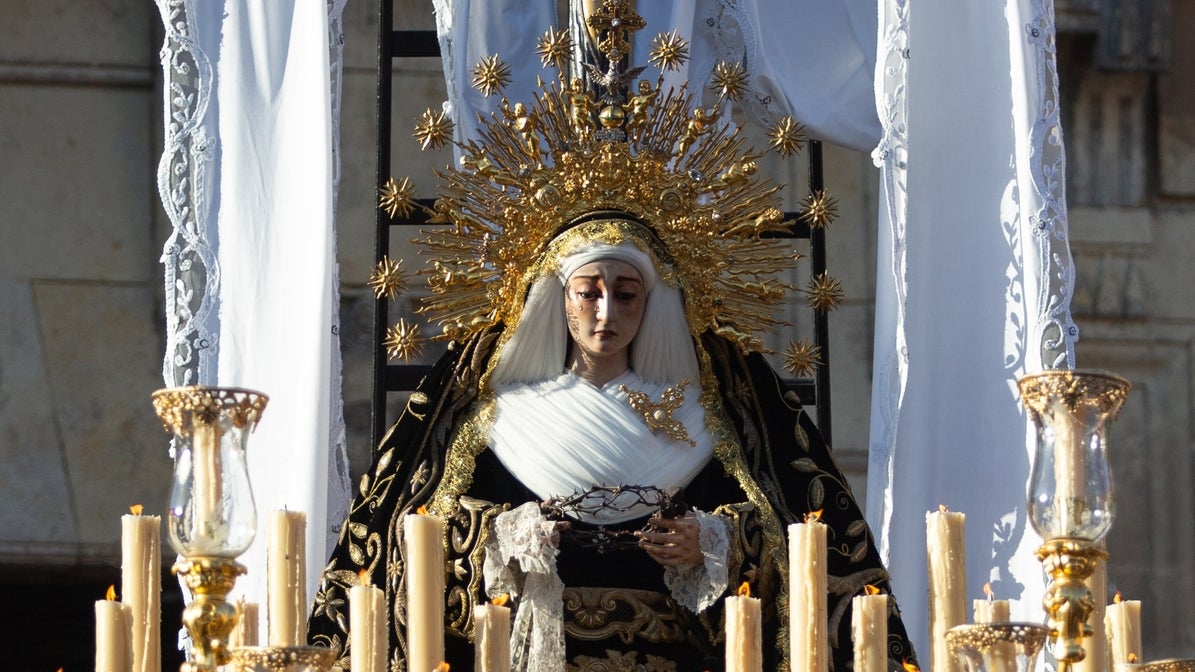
xmin=367 ymin=256 xmax=410 ymax=301
xmin=800 ymin=190 xmax=839 ymax=229
xmin=782 ymin=339 xmax=823 ymax=378
xmin=536 ymin=27 xmax=573 ymax=71
xmin=378 ymin=176 xmax=416 ymax=219
xmin=384 ymin=319 xmax=425 ymax=363
xmin=805 ymin=271 xmax=845 ymax=313
xmin=768 ymin=116 xmax=806 ymax=158
xmin=413 ymin=107 xmax=454 ymax=151
xmin=711 ymin=61 xmax=749 ymax=102
xmin=649 ymin=30 xmax=689 ymax=72
xmin=471 ymin=54 xmax=512 ymax=97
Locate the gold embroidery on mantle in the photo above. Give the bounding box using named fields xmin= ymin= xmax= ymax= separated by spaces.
xmin=562 ymin=587 xmax=690 ymax=645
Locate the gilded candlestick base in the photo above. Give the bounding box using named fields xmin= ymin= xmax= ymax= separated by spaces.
xmin=226 ymin=646 xmax=337 ymax=672
xmin=173 ymin=556 xmax=248 ymax=671
xmin=1035 ymin=538 xmax=1107 ymax=667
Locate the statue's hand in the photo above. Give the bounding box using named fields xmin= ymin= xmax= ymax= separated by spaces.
xmin=636 ymin=512 xmax=703 ymax=566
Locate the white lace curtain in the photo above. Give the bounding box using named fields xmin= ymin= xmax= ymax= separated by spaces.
xmin=154 ymin=0 xmax=351 ymax=644
xmin=868 ymin=0 xmax=1078 ymax=658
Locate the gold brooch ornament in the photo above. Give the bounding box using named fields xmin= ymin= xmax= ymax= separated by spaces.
xmin=386 ymin=0 xmax=829 ymax=353
xmin=620 ymin=379 xmax=696 ymax=447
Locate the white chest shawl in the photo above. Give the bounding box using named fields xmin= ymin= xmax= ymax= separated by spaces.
xmin=488 ymin=371 xmax=714 ymax=523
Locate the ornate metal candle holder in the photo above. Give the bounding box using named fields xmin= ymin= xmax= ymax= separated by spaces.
xmin=1017 ymin=370 xmax=1130 ymax=669
xmin=226 ymin=646 xmax=337 ymax=672
xmin=152 ymin=386 xmax=269 ymax=671
xmin=946 ymin=623 xmax=1049 ymax=672
xmin=1139 ymin=660 xmax=1195 ymax=672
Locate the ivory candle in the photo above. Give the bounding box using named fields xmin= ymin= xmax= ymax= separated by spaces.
xmin=851 ymin=592 xmax=888 ymax=672
xmin=725 ymin=584 xmax=763 ymax=672
xmin=121 ymin=508 xmax=161 ymax=672
xmin=191 ymin=421 xmax=223 ymax=538
xmin=973 ymin=585 xmax=1015 ymax=672
xmin=267 ymin=509 xmax=307 ymax=646
xmin=972 ymin=584 xmax=1009 ymax=623
xmin=1105 ymin=595 xmax=1142 ymax=665
xmin=96 ymin=586 xmax=132 ymax=672
xmin=927 ymin=507 xmax=966 ymax=672
xmin=405 ymin=512 xmax=446 ymax=672
xmin=473 ymin=599 xmax=511 ymax=672
xmin=350 ymin=575 xmax=387 ymax=672
xmin=229 ymin=599 xmax=260 ymax=648
xmin=789 ymin=517 xmax=828 ymax=672
xmin=1052 ymin=407 xmax=1087 ymax=505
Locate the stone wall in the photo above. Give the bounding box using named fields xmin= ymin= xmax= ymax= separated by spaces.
xmin=0 ymin=0 xmax=1191 ymax=664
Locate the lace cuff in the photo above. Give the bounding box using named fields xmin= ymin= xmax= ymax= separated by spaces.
xmin=662 ymin=509 xmax=732 ymax=613
xmin=483 ymin=502 xmax=565 ymax=671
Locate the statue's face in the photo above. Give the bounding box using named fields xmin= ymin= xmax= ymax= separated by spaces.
xmin=564 ymin=259 xmax=646 ymax=364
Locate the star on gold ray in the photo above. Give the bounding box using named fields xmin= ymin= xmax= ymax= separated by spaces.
xmin=378 ymin=176 xmax=416 ymax=219
xmin=367 ymin=256 xmax=410 ymax=301
xmin=782 ymin=339 xmax=823 ymax=378
xmin=413 ymin=107 xmax=454 ymax=151
xmin=384 ymin=319 xmax=425 ymax=363
xmin=536 ymin=27 xmax=573 ymax=71
xmin=805 ymin=271 xmax=845 ymax=313
xmin=649 ymin=30 xmax=689 ymax=72
xmin=711 ymin=61 xmax=749 ymax=102
xmin=800 ymin=190 xmax=839 ymax=229
xmin=768 ymin=116 xmax=806 ymax=158
xmin=472 ymin=54 xmax=511 ymax=98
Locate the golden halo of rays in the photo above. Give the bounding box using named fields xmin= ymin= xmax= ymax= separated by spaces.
xmin=378 ymin=176 xmax=416 ymax=219
xmin=471 ymin=54 xmax=511 ymax=98
xmin=383 ymin=319 xmax=425 ymax=363
xmin=768 ymin=116 xmax=806 ymax=158
xmin=782 ymin=339 xmax=823 ymax=378
xmin=711 ymin=61 xmax=749 ymax=102
xmin=536 ymin=27 xmax=573 ymax=71
xmin=800 ymin=189 xmax=839 ymax=229
xmin=805 ymin=271 xmax=845 ymax=313
xmin=649 ymin=30 xmax=689 ymax=71
xmin=367 ymin=256 xmax=410 ymax=301
xmin=413 ymin=107 xmax=454 ymax=151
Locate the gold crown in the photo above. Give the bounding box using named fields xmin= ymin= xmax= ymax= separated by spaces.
xmin=380 ymin=0 xmax=836 ymax=354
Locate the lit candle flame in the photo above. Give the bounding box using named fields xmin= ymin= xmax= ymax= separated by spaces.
xmin=938 ymin=504 xmax=949 ymax=513
xmin=804 ymin=509 xmax=823 ymax=523
xmin=435 ymin=663 xmax=450 ymax=672
xmin=106 ymin=584 xmax=117 ymax=601
xmin=864 ymin=584 xmax=881 ymax=596
xmin=129 ymin=504 xmax=143 ymax=515
xmin=983 ymin=582 xmax=993 ymax=601
xmin=417 ymin=505 xmax=429 ymax=515
xmin=358 ymin=569 xmax=370 ymax=586
xmin=1129 ymin=654 xmax=1139 ymax=664
xmin=492 ymin=593 xmax=510 ymax=607
xmin=903 ymin=659 xmax=921 ymax=672
xmin=738 ymin=581 xmax=751 ymax=598
xmin=1114 ymin=590 xmax=1123 ymax=604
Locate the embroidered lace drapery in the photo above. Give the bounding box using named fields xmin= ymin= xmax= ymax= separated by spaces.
xmin=153 ymin=0 xmax=351 ymax=642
